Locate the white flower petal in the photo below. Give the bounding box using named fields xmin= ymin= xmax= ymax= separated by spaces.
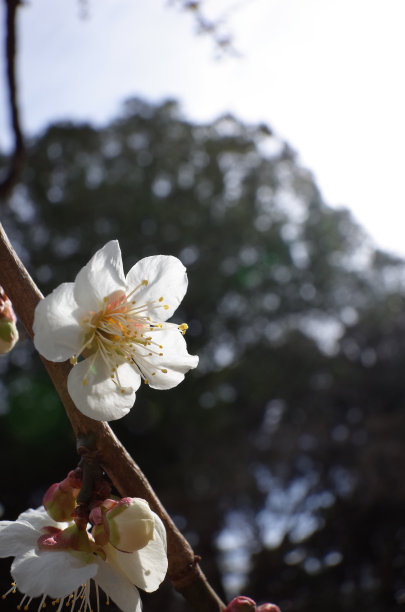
xmin=16 ymin=507 xmax=61 ymax=531
xmin=0 ymin=508 xmax=64 ymax=558
xmin=0 ymin=521 xmax=38 ymax=557
xmin=105 ymin=514 xmax=168 ymax=593
xmin=11 ymin=550 xmax=98 ymax=599
xmin=67 ymin=357 xmax=139 ymax=421
xmin=33 ymin=283 xmax=83 ymax=361
xmin=95 ymin=557 xmax=142 ymax=612
xmin=126 ymin=255 xmax=188 ymax=321
xmin=132 ymin=513 xmax=168 ymax=592
xmin=142 ymin=329 xmax=198 ymax=390
xmin=74 ymin=240 xmax=126 ymax=312
xmin=151 ymin=513 xmax=167 ymax=553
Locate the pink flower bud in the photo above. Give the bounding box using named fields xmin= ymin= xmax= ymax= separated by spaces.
xmin=0 ymin=288 xmax=18 ymax=354
xmin=89 ymin=499 xmax=117 ymax=546
xmin=225 ymin=596 xmax=257 ymax=611
xmin=43 ymin=470 xmax=82 ymax=522
xmin=65 ymin=468 xmax=82 ymax=490
xmin=43 ymin=482 xmax=76 ymax=522
xmin=89 ymin=498 xmax=117 ymax=523
xmin=106 ymin=497 xmax=155 ymax=553
xmin=256 ymin=605 xmax=281 ymax=612
xmin=0 ymin=288 xmax=16 ymax=323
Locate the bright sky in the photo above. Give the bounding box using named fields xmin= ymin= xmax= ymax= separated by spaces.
xmin=1 ymin=0 xmax=405 ymax=257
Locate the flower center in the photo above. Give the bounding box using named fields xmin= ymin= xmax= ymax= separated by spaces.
xmin=69 ymin=280 xmax=188 ymax=390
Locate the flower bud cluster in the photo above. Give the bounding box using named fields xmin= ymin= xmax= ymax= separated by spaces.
xmin=225 ymin=596 xmax=281 ymax=612
xmin=40 ymin=469 xmax=156 ymax=559
xmin=0 ymin=287 xmax=18 ymax=354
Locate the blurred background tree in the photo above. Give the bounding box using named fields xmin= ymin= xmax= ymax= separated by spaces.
xmin=1 ymin=98 xmax=404 ymax=611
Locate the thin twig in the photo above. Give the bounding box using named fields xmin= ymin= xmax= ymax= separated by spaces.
xmin=170 ymin=0 xmax=239 ymax=57
xmin=0 ymin=221 xmax=225 ymax=611
xmin=0 ymin=0 xmax=25 ymax=201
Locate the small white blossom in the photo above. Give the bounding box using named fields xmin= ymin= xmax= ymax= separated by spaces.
xmin=33 ymin=240 xmax=198 ymax=420
xmin=0 ymin=506 xmax=168 ymax=612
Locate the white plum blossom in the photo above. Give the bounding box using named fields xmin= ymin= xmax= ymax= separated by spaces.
xmin=33 ymin=240 xmax=198 ymax=421
xmin=0 ymin=506 xmax=168 ymax=612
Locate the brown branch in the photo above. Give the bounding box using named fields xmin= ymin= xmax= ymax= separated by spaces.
xmin=0 ymin=0 xmax=25 ymax=201
xmin=0 ymin=221 xmax=225 ymax=611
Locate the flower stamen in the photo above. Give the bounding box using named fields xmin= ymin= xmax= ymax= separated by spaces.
xmin=2 ymin=578 xmax=102 ymax=612
xmin=2 ymin=581 xmax=16 ymax=599
xmin=17 ymin=594 xmax=29 ymax=610
xmin=73 ymin=285 xmax=189 ymax=390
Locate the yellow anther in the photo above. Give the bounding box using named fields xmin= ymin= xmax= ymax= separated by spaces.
xmin=159 ymin=297 xmax=164 ymax=302
xmin=69 ymin=356 xmax=77 ymax=365
xmin=163 ymin=304 xmax=169 ymax=310
xmin=179 ymin=323 xmax=188 ymax=331
xmin=17 ymin=605 xmax=21 ymax=610
xmin=144 ymin=379 xmax=149 ymax=385
xmin=161 ymin=369 xmax=167 ymax=373
xmin=82 ymin=378 xmax=88 ymax=386
xmin=142 ymin=280 xmax=148 ymax=286
xmin=152 ymin=372 xmax=156 ymax=376
xmin=159 ymin=353 xmax=163 ymax=356
xmin=24 ymin=606 xmax=28 ymax=611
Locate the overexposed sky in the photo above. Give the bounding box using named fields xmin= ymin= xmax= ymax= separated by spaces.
xmin=1 ymin=0 xmax=404 ymax=257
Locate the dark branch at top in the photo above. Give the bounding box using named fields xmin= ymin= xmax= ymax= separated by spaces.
xmin=0 ymin=0 xmax=25 ymax=202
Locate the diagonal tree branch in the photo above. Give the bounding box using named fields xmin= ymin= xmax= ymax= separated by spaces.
xmin=0 ymin=221 xmax=226 ymax=611
xmin=0 ymin=0 xmax=25 ymax=201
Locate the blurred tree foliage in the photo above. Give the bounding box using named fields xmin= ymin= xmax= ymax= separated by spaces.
xmin=1 ymin=99 xmax=405 ymax=611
